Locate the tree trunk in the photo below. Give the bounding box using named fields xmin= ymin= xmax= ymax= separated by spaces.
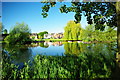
xmin=116 ymin=1 xmax=120 ymax=58
xmin=112 ymin=2 xmax=120 ymax=79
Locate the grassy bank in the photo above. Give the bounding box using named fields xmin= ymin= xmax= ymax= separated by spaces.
xmin=34 ymin=39 xmax=69 ymax=42
xmin=33 ymin=38 xmax=116 ymax=43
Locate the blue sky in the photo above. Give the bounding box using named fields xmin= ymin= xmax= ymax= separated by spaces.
xmin=2 ymin=2 xmax=88 ymax=33
xmin=0 ymin=2 xmax=1 ymax=15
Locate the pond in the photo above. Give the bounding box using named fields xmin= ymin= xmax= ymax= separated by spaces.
xmin=2 ymin=41 xmax=120 ymax=79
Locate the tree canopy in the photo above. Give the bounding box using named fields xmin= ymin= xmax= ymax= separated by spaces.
xmin=41 ymin=1 xmax=120 ymax=52
xmin=80 ymin=24 xmax=117 ymax=41
xmin=64 ymin=20 xmax=81 ymax=40
xmin=41 ymin=1 xmax=117 ymax=30
xmin=4 ymin=22 xmax=31 ymax=44
xmin=3 ymin=29 xmax=8 ymax=34
xmin=38 ymin=31 xmax=48 ymax=39
xmin=10 ymin=22 xmax=31 ymax=35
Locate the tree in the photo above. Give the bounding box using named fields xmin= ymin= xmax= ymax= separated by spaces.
xmin=0 ymin=22 xmax=4 ymax=34
xmin=3 ymin=29 xmax=8 ymax=34
xmin=39 ymin=42 xmax=49 ymax=48
xmin=4 ymin=22 xmax=31 ymax=44
xmin=80 ymin=24 xmax=117 ymax=41
xmin=64 ymin=21 xmax=81 ymax=40
xmin=0 ymin=23 xmax=8 ymax=34
xmin=41 ymin=1 xmax=120 ymax=52
xmin=10 ymin=22 xmax=31 ymax=34
xmin=38 ymin=31 xmax=48 ymax=39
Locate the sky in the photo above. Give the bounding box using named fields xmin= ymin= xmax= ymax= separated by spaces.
xmin=0 ymin=2 xmax=2 ymax=22
xmin=2 ymin=2 xmax=88 ymax=33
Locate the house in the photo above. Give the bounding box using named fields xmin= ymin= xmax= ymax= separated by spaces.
xmin=44 ymin=34 xmax=52 ymax=39
xmin=44 ymin=33 xmax=63 ymax=39
xmin=52 ymin=33 xmax=63 ymax=39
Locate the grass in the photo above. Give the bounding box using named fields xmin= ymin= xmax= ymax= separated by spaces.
xmin=34 ymin=39 xmax=83 ymax=42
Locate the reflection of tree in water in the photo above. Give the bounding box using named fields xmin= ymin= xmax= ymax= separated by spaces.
xmin=64 ymin=42 xmax=116 ymax=56
xmin=39 ymin=42 xmax=63 ymax=48
xmin=2 ymin=42 xmax=117 ymax=79
xmin=51 ymin=42 xmax=63 ymax=46
xmin=3 ymin=44 xmax=32 ymax=64
xmin=61 ymin=42 xmax=116 ymax=78
xmin=64 ymin=42 xmax=81 ymax=56
xmin=39 ymin=42 xmax=49 ymax=48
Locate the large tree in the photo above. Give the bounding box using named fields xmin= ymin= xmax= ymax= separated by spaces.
xmin=41 ymin=0 xmax=120 ymax=53
xmin=64 ymin=20 xmax=81 ymax=40
xmin=38 ymin=31 xmax=48 ymax=39
xmin=4 ymin=22 xmax=31 ymax=44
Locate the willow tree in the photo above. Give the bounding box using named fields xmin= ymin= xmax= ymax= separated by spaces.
xmin=41 ymin=0 xmax=120 ymax=52
xmin=64 ymin=21 xmax=81 ymax=40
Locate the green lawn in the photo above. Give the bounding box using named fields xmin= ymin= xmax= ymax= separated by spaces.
xmin=34 ymin=39 xmax=66 ymax=41
xmin=34 ymin=39 xmax=83 ymax=42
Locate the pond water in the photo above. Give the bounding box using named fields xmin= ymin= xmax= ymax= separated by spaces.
xmin=2 ymin=41 xmax=120 ymax=79
xmin=31 ymin=42 xmax=65 ymax=56
xmin=3 ymin=41 xmax=117 ymax=63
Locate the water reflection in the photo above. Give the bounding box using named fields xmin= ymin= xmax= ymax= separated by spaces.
xmin=2 ymin=42 xmax=118 ymax=79
xmin=39 ymin=42 xmax=63 ymax=47
xmin=3 ymin=44 xmax=32 ymax=64
xmin=64 ymin=42 xmax=116 ymax=56
xmin=29 ymin=41 xmax=63 ymax=48
xmin=31 ymin=42 xmax=64 ymax=56
xmin=2 ymin=42 xmax=117 ymax=59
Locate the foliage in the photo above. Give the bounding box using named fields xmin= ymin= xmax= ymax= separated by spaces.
xmin=41 ymin=2 xmax=117 ymax=29
xmin=9 ymin=22 xmax=31 ymax=34
xmin=63 ymin=22 xmax=117 ymax=41
xmin=80 ymin=24 xmax=117 ymax=41
xmin=3 ymin=29 xmax=8 ymax=34
xmin=2 ymin=49 xmax=116 ymax=79
xmin=64 ymin=21 xmax=81 ymax=40
xmin=32 ymin=36 xmax=35 ymax=40
xmin=41 ymin=1 xmax=120 ymax=52
xmin=38 ymin=31 xmax=48 ymax=39
xmin=0 ymin=22 xmax=5 ymax=34
xmin=4 ymin=22 xmax=32 ymax=44
xmin=0 ymin=22 xmax=8 ymax=34
xmin=64 ymin=42 xmax=116 ymax=56
xmin=2 ymin=44 xmax=32 ymax=61
xmin=39 ymin=42 xmax=49 ymax=48
xmin=2 ymin=42 xmax=117 ymax=79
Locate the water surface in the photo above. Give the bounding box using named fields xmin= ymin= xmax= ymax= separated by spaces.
xmin=2 ymin=41 xmax=119 ymax=79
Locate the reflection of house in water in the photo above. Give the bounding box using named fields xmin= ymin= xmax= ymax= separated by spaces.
xmin=44 ymin=32 xmax=63 ymax=39
xmin=30 ymin=33 xmax=38 ymax=39
xmin=52 ymin=42 xmax=63 ymax=46
xmin=52 ymin=33 xmax=63 ymax=39
xmin=44 ymin=41 xmax=63 ymax=46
